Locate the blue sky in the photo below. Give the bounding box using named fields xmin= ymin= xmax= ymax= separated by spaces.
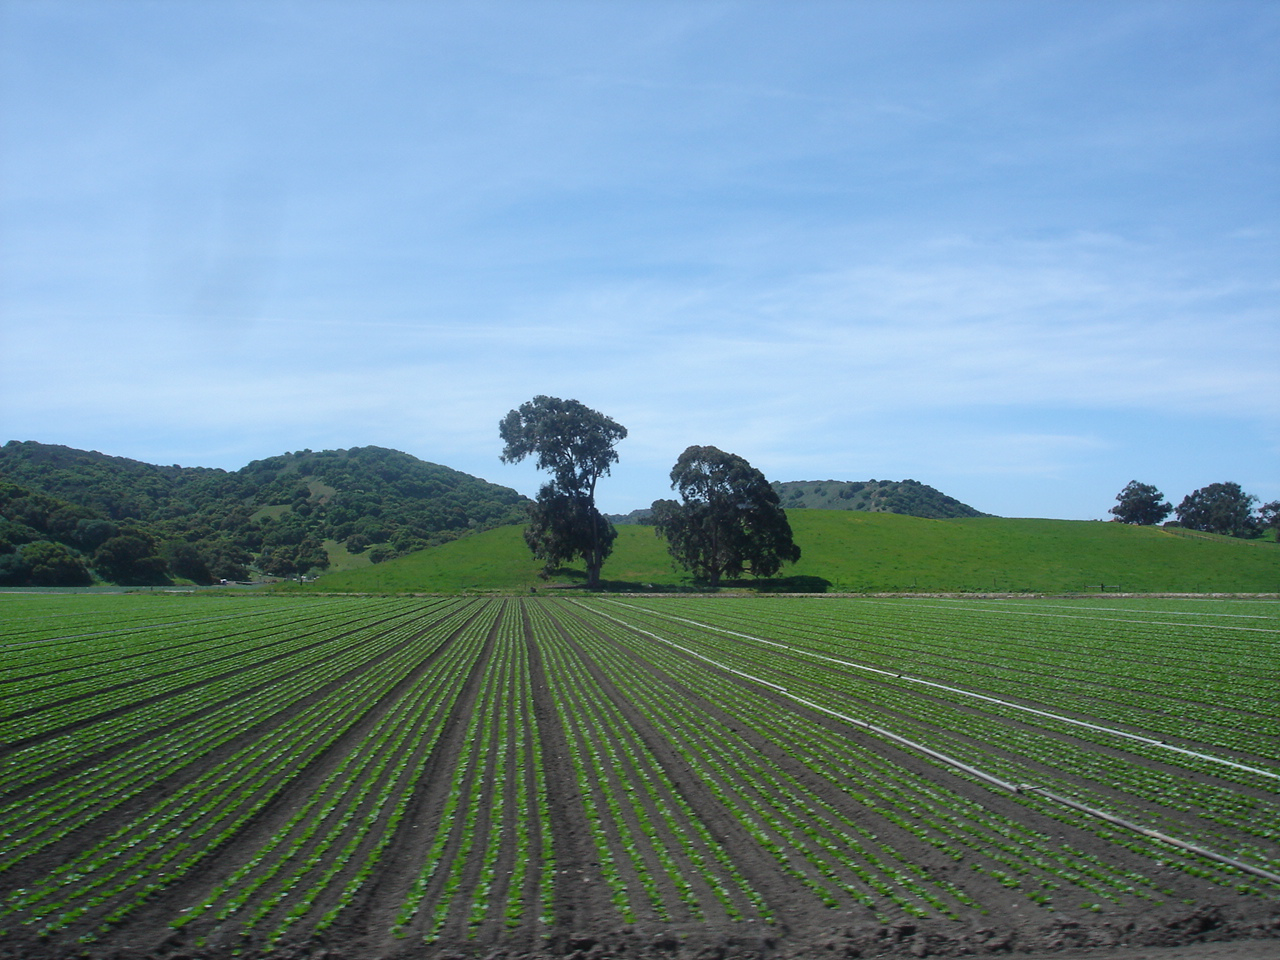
xmin=2 ymin=1 xmax=1276 ymax=518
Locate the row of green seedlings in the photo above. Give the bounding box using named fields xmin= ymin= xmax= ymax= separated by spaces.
xmin=614 ymin=601 xmax=1274 ymax=849
xmin=566 ymin=601 xmax=989 ymax=921
xmin=0 ymin=595 xmax=352 ymax=668
xmin=597 ymin=602 xmax=1276 ymax=898
xmin=483 ymin=602 xmax=555 ymax=937
xmin=875 ymin=603 xmax=1278 ymax=749
xmin=683 ymin=605 xmax=1280 ymax=856
xmin=970 ymin=597 xmax=1280 ymax=616
xmin=170 ymin=600 xmax=499 ymax=950
xmin=582 ymin=600 xmax=1177 ymax=914
xmin=793 ymin=600 xmax=1280 ymax=741
xmin=696 ymin=611 xmax=1280 ymax=872
xmin=0 ymin=599 xmax=391 ymax=747
xmin=0 ymin=597 xmax=440 ymax=784
xmin=535 ymin=602 xmax=768 ymax=927
xmin=530 ymin=607 xmax=643 ymax=923
xmin=0 ymin=602 xmax=474 ymax=943
xmin=394 ymin=602 xmax=551 ymax=944
xmin=796 ymin=602 xmax=1280 ymax=784
xmin=696 ymin=655 xmax=1168 ymax=912
xmin=658 ymin=598 xmax=1280 ymax=757
xmin=442 ymin=601 xmax=545 ymax=942
xmin=480 ymin=604 xmax=555 ymax=939
xmin=678 ymin=597 xmax=1278 ymax=740
xmin=650 ymin=604 xmax=1280 ymax=885
xmin=0 ymin=600 xmax=467 ymax=873
xmin=0 ymin=596 xmax=265 ymax=649
xmin=1 ymin=604 xmax=442 ymax=940
xmin=0 ymin=604 xmax=268 ymax=692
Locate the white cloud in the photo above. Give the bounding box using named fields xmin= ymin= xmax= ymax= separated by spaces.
xmin=3 ymin=1 xmax=1276 ymax=521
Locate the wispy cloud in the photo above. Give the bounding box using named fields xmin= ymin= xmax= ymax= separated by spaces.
xmin=2 ymin=1 xmax=1276 ymax=518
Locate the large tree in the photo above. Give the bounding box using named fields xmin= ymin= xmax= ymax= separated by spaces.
xmin=1108 ymin=480 xmax=1173 ymax=525
xmin=499 ymin=396 xmax=627 ymax=588
xmin=1175 ymin=482 xmax=1258 ymax=538
xmin=651 ymin=445 xmax=800 ymax=588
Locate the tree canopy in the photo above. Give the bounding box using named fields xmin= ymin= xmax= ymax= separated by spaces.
xmin=499 ymin=396 xmax=627 ymax=588
xmin=651 ymin=445 xmax=800 ymax=588
xmin=1109 ymin=480 xmax=1173 ymax=525
xmin=1175 ymin=482 xmax=1258 ymax=538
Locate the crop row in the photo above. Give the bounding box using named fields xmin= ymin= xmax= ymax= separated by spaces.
xmin=561 ymin=600 xmax=1179 ymax=916
xmin=605 ymin=597 xmax=1280 ymax=769
xmin=1 ymin=593 xmax=1276 ymax=957
xmin=636 ymin=598 xmax=1280 ymax=744
xmin=529 ymin=600 xmax=768 ymax=925
xmin=584 ymin=599 xmax=1280 ymax=887
xmin=0 ymin=598 xmax=482 ymax=940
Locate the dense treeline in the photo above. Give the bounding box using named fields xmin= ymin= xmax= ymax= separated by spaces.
xmin=0 ymin=442 xmax=529 ymax=585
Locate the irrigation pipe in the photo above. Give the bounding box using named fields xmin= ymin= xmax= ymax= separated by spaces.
xmin=851 ymin=600 xmax=1280 ymax=635
xmin=605 ymin=599 xmax=1280 ymax=783
xmin=918 ymin=599 xmax=1280 ymax=621
xmin=578 ymin=600 xmax=1280 ymax=888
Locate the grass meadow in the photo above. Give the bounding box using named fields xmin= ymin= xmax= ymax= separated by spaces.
xmin=306 ymin=510 xmax=1280 ymax=594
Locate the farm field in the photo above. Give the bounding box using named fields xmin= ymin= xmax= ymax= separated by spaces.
xmin=1 ymin=594 xmax=1278 ymax=960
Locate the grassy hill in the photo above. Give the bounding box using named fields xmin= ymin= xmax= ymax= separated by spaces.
xmin=772 ymin=479 xmax=988 ymax=517
xmin=306 ymin=510 xmax=1279 ymax=594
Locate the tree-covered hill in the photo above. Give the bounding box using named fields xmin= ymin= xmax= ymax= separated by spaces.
xmin=1 ymin=480 xmax=102 ymax=586
xmin=771 ymin=478 xmax=988 ymax=518
xmin=0 ymin=441 xmax=530 ymax=583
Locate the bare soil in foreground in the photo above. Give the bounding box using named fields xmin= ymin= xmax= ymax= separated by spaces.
xmin=3 ymin=898 xmax=1277 ymax=960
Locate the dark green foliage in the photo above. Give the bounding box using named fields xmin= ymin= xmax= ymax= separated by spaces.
xmin=19 ymin=541 xmax=92 ymax=586
xmin=161 ymin=540 xmax=211 ymax=584
xmin=499 ymin=397 xmax=626 ymax=589
xmin=770 ymin=478 xmax=987 ymax=518
xmin=0 ymin=480 xmax=99 ymax=585
xmin=1176 ymin=482 xmax=1259 ymax=538
xmin=499 ymin=397 xmax=627 ymax=499
xmin=0 ymin=441 xmax=530 ymax=581
xmin=523 ymin=485 xmax=618 ymax=578
xmin=604 ymin=508 xmax=654 ymax=525
xmin=652 ymin=445 xmax=800 ymax=588
xmin=0 ymin=550 xmax=29 ymax=585
xmin=74 ymin=518 xmax=119 ymax=550
xmin=1109 ymin=480 xmax=1173 ymax=525
xmin=91 ymin=531 xmax=170 ymax=585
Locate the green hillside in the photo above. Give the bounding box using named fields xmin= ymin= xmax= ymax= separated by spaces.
xmin=772 ymin=478 xmax=988 ymax=517
xmin=0 ymin=441 xmax=528 ymax=582
xmin=308 ymin=510 xmax=1279 ymax=594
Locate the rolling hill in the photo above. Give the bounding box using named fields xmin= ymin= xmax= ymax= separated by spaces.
xmin=771 ymin=478 xmax=988 ymax=517
xmin=305 ymin=509 xmax=1279 ymax=594
xmin=0 ymin=441 xmax=529 ymax=583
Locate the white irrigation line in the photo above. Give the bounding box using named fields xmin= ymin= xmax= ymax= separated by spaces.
xmin=847 ymin=600 xmax=1280 ymax=635
xmin=577 ymin=600 xmax=1280 ymax=888
xmin=918 ymin=599 xmax=1280 ymax=621
xmin=604 ymin=599 xmax=1280 ymax=784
